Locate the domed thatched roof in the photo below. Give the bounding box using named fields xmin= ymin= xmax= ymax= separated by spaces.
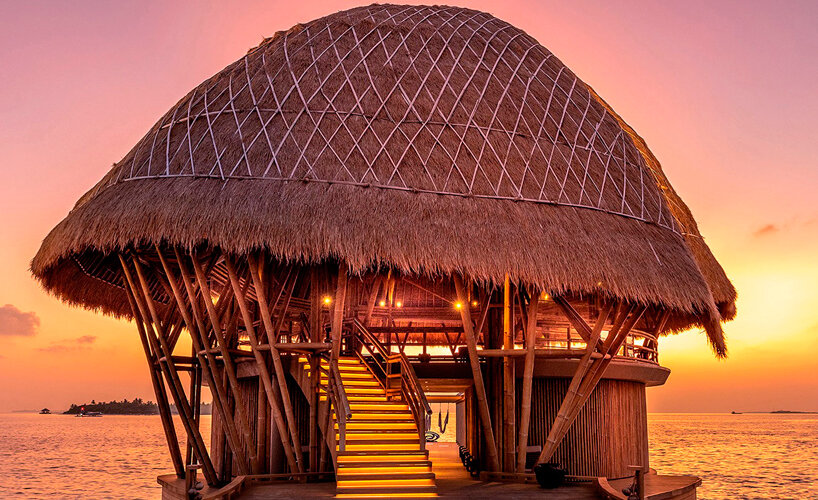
xmin=32 ymin=4 xmax=734 ymax=353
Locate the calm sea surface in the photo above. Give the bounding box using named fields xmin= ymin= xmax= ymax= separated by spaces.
xmin=0 ymin=413 xmax=815 ymax=499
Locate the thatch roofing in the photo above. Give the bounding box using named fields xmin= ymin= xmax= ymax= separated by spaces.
xmin=32 ymin=4 xmax=734 ymax=354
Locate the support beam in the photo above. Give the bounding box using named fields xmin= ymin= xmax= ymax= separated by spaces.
xmin=330 ymin=263 xmax=348 ymax=362
xmin=126 ymin=256 xmax=218 ymax=485
xmin=190 ymin=254 xmax=259 ymax=473
xmin=225 ymin=257 xmax=300 ymax=473
xmin=121 ymin=273 xmax=185 ymax=479
xmin=453 ymin=275 xmax=500 ymax=472
xmin=247 ymin=255 xmax=305 ymax=473
xmin=502 ymin=275 xmax=515 ymax=472
xmin=516 ymin=288 xmax=540 ymax=472
xmin=159 ymin=247 xmax=250 ymax=476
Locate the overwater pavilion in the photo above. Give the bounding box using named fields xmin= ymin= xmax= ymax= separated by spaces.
xmin=32 ymin=5 xmax=735 ymax=499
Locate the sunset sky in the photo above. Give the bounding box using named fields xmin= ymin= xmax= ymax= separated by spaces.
xmin=1 ymin=1 xmax=816 ymax=413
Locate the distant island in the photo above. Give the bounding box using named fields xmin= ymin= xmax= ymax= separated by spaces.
xmin=62 ymin=398 xmax=213 ymax=415
xmin=731 ymin=410 xmax=817 ymax=414
xmin=64 ymin=398 xmax=159 ymax=415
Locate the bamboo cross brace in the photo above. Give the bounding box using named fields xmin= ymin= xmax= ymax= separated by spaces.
xmin=536 ymin=300 xmax=613 ymax=465
xmin=453 ymin=274 xmax=501 ymax=472
xmin=225 ymin=257 xmax=301 ymax=473
xmin=516 ymin=287 xmax=540 ymax=472
xmin=563 ymin=306 xmax=647 ymax=427
xmin=190 ymin=253 xmax=260 ymax=472
xmin=125 ymin=255 xmax=219 ymax=485
xmin=121 ymin=274 xmax=185 ymax=478
xmin=159 ymin=247 xmax=251 ymax=475
xmin=246 ymin=254 xmax=305 ymax=472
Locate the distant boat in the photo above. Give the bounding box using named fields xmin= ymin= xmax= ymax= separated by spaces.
xmin=39 ymin=408 xmax=51 ymax=414
xmin=731 ymin=411 xmax=742 ymax=414
xmin=76 ymin=410 xmax=103 ymax=417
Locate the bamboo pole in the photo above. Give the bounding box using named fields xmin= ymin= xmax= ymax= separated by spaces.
xmin=257 ymin=377 xmax=268 ymax=473
xmin=453 ymin=275 xmax=500 ymax=472
xmin=515 ymin=288 xmax=540 ymax=472
xmin=224 ymin=257 xmax=300 ymax=473
xmin=158 ymin=247 xmax=250 ymax=475
xmin=502 ymin=275 xmax=515 ymax=471
xmin=189 ymin=253 xmax=259 ymax=472
xmin=308 ymin=267 xmax=321 ymax=472
xmin=330 ymin=264 xmax=349 ymax=362
xmin=246 ymin=254 xmax=305 ymax=473
xmin=125 ymin=256 xmax=219 ymax=485
xmin=121 ymin=272 xmax=185 ymax=478
xmin=363 ymin=275 xmax=382 ymax=327
xmin=535 ymin=300 xmax=613 ymax=465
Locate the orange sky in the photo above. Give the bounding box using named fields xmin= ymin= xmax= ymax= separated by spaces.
xmin=1 ymin=1 xmax=816 ymax=413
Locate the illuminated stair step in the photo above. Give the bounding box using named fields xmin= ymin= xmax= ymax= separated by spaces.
xmin=337 ymin=434 xmax=420 ymax=442
xmin=337 ymin=465 xmax=432 ymax=474
xmin=339 ymin=421 xmax=416 ymax=430
xmin=336 ymin=472 xmax=435 ymax=482
xmin=341 ymin=443 xmax=422 ymax=451
xmin=335 ymin=493 xmax=437 ymax=499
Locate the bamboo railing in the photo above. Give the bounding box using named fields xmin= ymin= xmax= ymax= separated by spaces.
xmin=346 ymin=319 xmax=433 ymax=449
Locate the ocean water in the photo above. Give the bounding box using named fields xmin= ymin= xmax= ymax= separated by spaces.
xmin=0 ymin=413 xmax=815 ymax=499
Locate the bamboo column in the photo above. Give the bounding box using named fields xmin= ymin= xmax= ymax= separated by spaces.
xmin=158 ymin=248 xmax=250 ymax=475
xmin=515 ymin=288 xmax=540 ymax=472
xmin=225 ymin=257 xmax=300 ymax=473
xmin=120 ymin=255 xmax=218 ymax=485
xmin=502 ymin=275 xmax=516 ymax=472
xmin=189 ymin=254 xmax=260 ymax=473
xmin=308 ymin=267 xmax=322 ymax=472
xmin=330 ymin=264 xmax=348 ymax=362
xmin=453 ymin=275 xmax=500 ymax=472
xmin=122 ymin=279 xmax=185 ymax=478
xmin=246 ymin=255 xmax=304 ymax=472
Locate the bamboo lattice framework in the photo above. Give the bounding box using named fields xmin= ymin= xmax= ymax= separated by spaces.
xmin=90 ymin=4 xmax=681 ymax=233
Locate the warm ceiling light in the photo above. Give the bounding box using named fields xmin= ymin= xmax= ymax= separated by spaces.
xmin=471 ymin=300 xmax=478 ymax=307
xmin=541 ymin=292 xmax=550 ymax=301
xmin=454 ymin=302 xmax=463 ymax=310
xmin=395 ymin=301 xmax=403 ymax=308
xmin=379 ymin=300 xmax=386 ymax=307
xmin=323 ymin=296 xmax=332 ymax=305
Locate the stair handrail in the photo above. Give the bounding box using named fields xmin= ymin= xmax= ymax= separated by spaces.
xmin=320 ymin=351 xmax=351 ymax=453
xmin=347 ymin=318 xmax=433 ymax=448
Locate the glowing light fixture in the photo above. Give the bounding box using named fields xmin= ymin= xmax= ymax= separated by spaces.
xmin=454 ymin=301 xmax=463 ymax=310
xmin=471 ymin=300 xmax=478 ymax=307
xmin=379 ymin=300 xmax=386 ymax=307
xmin=323 ymin=296 xmax=332 ymax=305
xmin=395 ymin=301 xmax=403 ymax=308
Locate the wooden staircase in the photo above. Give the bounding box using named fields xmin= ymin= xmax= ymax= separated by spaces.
xmin=301 ymin=356 xmax=438 ymax=499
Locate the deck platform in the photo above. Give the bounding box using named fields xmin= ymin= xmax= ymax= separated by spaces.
xmin=160 ymin=442 xmax=699 ymax=499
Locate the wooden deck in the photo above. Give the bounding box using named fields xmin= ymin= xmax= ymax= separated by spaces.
xmin=160 ymin=442 xmax=699 ymax=499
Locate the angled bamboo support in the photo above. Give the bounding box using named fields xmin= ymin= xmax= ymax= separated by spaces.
xmin=159 ymin=247 xmax=250 ymax=475
xmin=453 ymin=274 xmax=500 ymax=472
xmin=563 ymin=306 xmax=647 ymax=427
xmin=535 ymin=300 xmax=614 ymax=466
xmin=125 ymin=255 xmax=218 ymax=485
xmin=516 ymin=287 xmax=540 ymax=472
xmin=190 ymin=253 xmax=260 ymax=472
xmin=224 ymin=257 xmax=300 ymax=473
xmin=121 ymin=273 xmax=185 ymax=478
xmin=246 ymin=254 xmax=305 ymax=473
